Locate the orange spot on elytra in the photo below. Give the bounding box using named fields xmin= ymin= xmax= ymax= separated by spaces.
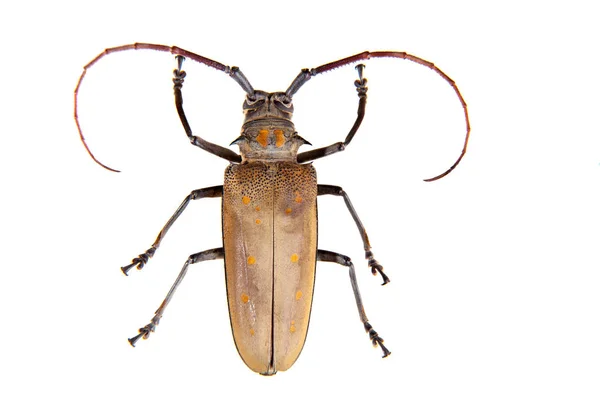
xmin=290 ymin=320 xmax=296 ymax=333
xmin=285 ymin=207 xmax=292 ymax=214
xmin=296 ymin=290 xmax=303 ymax=300
xmin=274 ymin=130 xmax=285 ymax=147
xmin=250 ymin=328 xmax=255 ymax=336
xmin=294 ymin=191 xmax=302 ymax=203
xmin=242 ymin=196 xmax=251 ymax=205
xmin=241 ymin=293 xmax=249 ymax=303
xmin=255 ymin=219 xmax=261 ymax=225
xmin=247 ymin=256 xmax=256 ymax=265
xmin=290 ymin=253 xmax=299 ymax=263
xmin=257 ymin=130 xmax=269 ymax=148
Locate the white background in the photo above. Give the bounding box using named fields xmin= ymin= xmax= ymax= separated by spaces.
xmin=1 ymin=1 xmax=599 ymax=399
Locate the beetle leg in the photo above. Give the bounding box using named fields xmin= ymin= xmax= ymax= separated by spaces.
xmin=317 ymin=249 xmax=391 ymax=358
xmin=122 ymin=186 xmax=223 ymax=275
xmin=296 ymin=65 xmax=367 ymax=163
xmin=128 ymin=247 xmax=224 ymax=347
xmin=317 ymin=185 xmax=390 ymax=285
xmin=172 ymin=56 xmax=243 ymax=163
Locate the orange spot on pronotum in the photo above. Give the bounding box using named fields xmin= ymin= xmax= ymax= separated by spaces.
xmin=257 ymin=129 xmax=269 ymax=147
xmin=295 ymin=290 xmax=303 ymax=300
xmin=290 ymin=253 xmax=299 ymax=263
xmin=247 ymin=256 xmax=256 ymax=265
xmin=242 ymin=196 xmax=251 ymax=205
xmin=241 ymin=293 xmax=249 ymax=303
xmin=285 ymin=207 xmax=292 ymax=214
xmin=274 ymin=130 xmax=285 ymax=148
xmin=255 ymin=206 xmax=261 ymax=211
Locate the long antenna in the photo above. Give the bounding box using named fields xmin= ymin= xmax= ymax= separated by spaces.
xmin=287 ymin=51 xmax=470 ymax=181
xmin=74 ymin=43 xmax=253 ymax=171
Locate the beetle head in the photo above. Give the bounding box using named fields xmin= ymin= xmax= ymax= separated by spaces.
xmin=232 ymin=91 xmax=310 ymax=162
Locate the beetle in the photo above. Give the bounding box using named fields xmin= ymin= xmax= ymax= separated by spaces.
xmin=75 ymin=44 xmax=470 ymax=375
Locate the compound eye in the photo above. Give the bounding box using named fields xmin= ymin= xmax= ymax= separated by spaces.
xmin=273 ymin=97 xmax=294 ymax=116
xmin=243 ymin=91 xmax=268 ymax=109
xmin=273 ymin=93 xmax=292 ymax=107
xmin=243 ymin=97 xmax=265 ymax=109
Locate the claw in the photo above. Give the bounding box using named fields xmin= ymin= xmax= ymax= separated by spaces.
xmin=121 ymin=259 xmax=142 ymax=276
xmin=378 ymin=340 xmax=392 ymax=358
xmin=366 ymin=251 xmax=390 ymax=285
xmin=121 ymin=247 xmax=156 ymax=275
xmin=364 ymin=322 xmax=391 ymax=358
xmin=354 ymin=64 xmax=368 ymax=96
xmin=128 ymin=332 xmax=144 ymax=347
xmin=128 ymin=323 xmax=156 ymax=347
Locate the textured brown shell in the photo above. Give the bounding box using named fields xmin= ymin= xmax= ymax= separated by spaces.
xmin=222 ymin=161 xmax=317 ymax=374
